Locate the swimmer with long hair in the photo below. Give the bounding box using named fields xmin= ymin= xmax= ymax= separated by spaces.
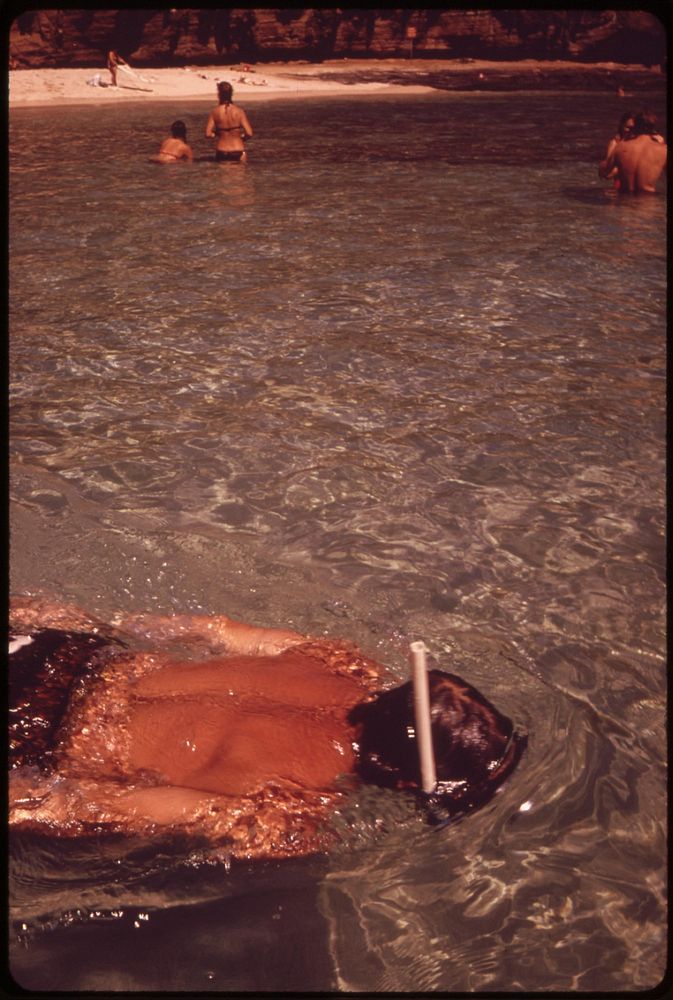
xmin=205 ymin=81 xmax=253 ymax=163
xmin=9 ymin=595 xmax=526 ymax=860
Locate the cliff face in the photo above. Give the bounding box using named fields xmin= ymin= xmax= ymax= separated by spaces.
xmin=9 ymin=9 xmax=666 ymax=69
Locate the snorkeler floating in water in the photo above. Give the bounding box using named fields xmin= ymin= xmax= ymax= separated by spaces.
xmin=9 ymin=595 xmax=526 ymax=860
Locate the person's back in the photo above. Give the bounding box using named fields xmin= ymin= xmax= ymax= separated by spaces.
xmin=612 ymin=112 xmax=667 ymax=193
xmin=206 ymin=81 xmax=252 ymax=162
xmin=151 ymin=120 xmax=193 ymax=164
xmin=155 ymin=137 xmax=192 ymax=162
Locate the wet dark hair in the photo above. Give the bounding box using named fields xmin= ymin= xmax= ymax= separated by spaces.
xmin=631 ymin=109 xmax=659 ymax=137
xmin=217 ymin=81 xmax=233 ymax=104
xmin=348 ymin=669 xmax=527 ymax=823
xmin=171 ymin=120 xmax=187 ymax=140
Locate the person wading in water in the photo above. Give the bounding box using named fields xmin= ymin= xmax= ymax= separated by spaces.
xmin=205 ymin=81 xmax=253 ymax=163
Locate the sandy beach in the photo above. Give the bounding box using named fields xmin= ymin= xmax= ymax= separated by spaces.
xmin=8 ymin=61 xmax=435 ymax=107
xmin=9 ymin=58 xmax=663 ymax=108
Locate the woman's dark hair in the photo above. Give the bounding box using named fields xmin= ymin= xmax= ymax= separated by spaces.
xmin=217 ymin=81 xmax=233 ymax=104
xmin=171 ymin=120 xmax=187 ymax=140
xmin=348 ymin=669 xmax=526 ymax=821
xmin=618 ymin=112 xmax=635 ymax=138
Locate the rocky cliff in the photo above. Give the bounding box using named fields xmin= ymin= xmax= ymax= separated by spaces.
xmin=9 ymin=9 xmax=666 ymax=69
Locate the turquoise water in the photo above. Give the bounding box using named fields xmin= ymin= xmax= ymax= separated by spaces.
xmin=9 ymin=91 xmax=666 ymax=991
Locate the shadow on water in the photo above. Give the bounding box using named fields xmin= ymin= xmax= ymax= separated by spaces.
xmin=562 ymin=184 xmax=667 ymax=207
xmin=10 ymin=831 xmax=334 ymax=992
xmin=561 ymin=185 xmax=621 ymax=204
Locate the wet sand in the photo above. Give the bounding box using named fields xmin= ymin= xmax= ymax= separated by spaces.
xmin=9 ymin=58 xmax=664 ymax=108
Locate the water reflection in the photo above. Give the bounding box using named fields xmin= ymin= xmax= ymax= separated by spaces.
xmin=9 ymin=92 xmax=666 ymax=992
xmin=208 ymin=160 xmax=257 ymax=208
xmin=561 ymin=184 xmax=618 ymax=204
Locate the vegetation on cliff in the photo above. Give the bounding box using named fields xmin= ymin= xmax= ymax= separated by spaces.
xmin=9 ymin=9 xmax=666 ymax=70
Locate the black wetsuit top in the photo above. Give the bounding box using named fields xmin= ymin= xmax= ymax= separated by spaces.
xmin=215 ymin=150 xmax=244 ymax=162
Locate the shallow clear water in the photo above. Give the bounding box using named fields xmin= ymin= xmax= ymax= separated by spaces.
xmin=9 ymin=91 xmax=666 ymax=992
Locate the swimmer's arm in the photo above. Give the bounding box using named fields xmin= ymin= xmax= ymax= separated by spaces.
xmin=600 ymin=149 xmax=618 ymax=179
xmin=114 ymin=612 xmax=306 ymax=656
xmin=10 ymin=774 xmax=335 ymax=857
xmin=599 ymin=138 xmax=619 ymax=178
xmin=183 ymin=144 xmax=194 ymax=163
xmin=9 ymin=769 xmax=228 ymax=833
xmin=240 ymin=111 xmax=253 ymax=139
xmin=205 ymin=112 xmax=216 ymax=139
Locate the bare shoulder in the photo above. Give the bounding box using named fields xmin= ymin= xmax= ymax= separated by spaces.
xmin=291 ymin=637 xmax=389 ymax=692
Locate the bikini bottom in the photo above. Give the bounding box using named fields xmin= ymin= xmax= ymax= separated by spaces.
xmin=215 ymin=150 xmax=244 ymax=162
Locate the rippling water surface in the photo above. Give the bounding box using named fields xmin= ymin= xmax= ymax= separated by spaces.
xmin=9 ymin=91 xmax=666 ymax=992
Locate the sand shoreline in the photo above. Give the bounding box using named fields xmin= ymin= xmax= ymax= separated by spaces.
xmin=9 ymin=58 xmax=664 ymax=109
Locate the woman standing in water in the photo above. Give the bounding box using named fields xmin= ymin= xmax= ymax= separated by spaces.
xmin=205 ymin=81 xmax=253 ymax=163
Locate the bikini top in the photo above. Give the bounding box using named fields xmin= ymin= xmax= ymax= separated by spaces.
xmin=215 ymin=104 xmax=242 ymax=132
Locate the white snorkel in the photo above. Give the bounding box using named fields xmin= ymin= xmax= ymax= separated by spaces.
xmin=409 ymin=640 xmax=437 ymax=794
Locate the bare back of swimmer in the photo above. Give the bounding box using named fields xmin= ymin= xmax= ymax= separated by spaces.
xmin=149 ymin=120 xmax=193 ymax=164
xmin=205 ymin=81 xmax=253 ymax=163
xmin=604 ymin=110 xmax=667 ymax=194
xmin=9 ymin=596 xmax=526 ymax=860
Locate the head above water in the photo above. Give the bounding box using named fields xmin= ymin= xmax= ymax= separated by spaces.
xmin=631 ymin=109 xmax=660 ymax=137
xmin=171 ymin=120 xmax=187 ymax=140
xmin=618 ymin=111 xmax=635 ymax=138
xmin=348 ymin=669 xmax=526 ymax=820
xmin=217 ymin=81 xmax=234 ymax=104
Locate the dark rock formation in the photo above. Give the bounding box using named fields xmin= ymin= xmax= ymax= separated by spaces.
xmin=8 ymin=9 xmax=667 ymax=70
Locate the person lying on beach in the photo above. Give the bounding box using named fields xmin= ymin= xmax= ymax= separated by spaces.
xmin=599 ymin=111 xmax=635 ymax=185
xmin=9 ymin=595 xmax=526 ymax=861
xmin=149 ymin=120 xmax=193 ymax=164
xmin=602 ymin=110 xmax=667 ymax=194
xmin=205 ymin=81 xmax=253 ymax=163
